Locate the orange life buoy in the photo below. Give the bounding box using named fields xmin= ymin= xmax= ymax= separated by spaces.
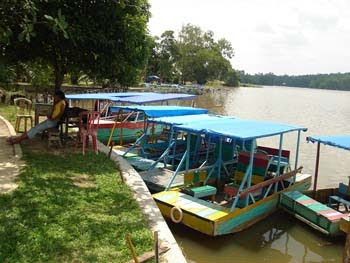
xmin=170 ymin=206 xmax=183 ymax=223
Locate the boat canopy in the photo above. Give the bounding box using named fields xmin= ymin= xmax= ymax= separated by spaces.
xmin=66 ymin=92 xmax=144 ymax=100
xmin=307 ymin=136 xmax=350 ymax=151
xmin=174 ymin=118 xmax=307 ymax=140
xmin=149 ymin=114 xmax=234 ymax=125
xmin=66 ymin=92 xmax=196 ymax=104
xmin=109 ymin=106 xmax=208 ymax=118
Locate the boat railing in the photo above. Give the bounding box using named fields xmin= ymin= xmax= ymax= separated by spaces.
xmin=229 ymin=167 xmax=303 ymax=212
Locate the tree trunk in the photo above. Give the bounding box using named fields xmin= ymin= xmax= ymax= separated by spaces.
xmin=54 ymin=64 xmax=65 ymax=91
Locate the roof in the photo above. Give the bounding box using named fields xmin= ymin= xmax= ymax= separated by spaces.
xmin=65 ymin=92 xmax=196 ymax=104
xmin=66 ymin=92 xmax=144 ymax=100
xmin=173 ymin=118 xmax=307 ymax=140
xmin=149 ymin=114 xmax=234 ymax=125
xmin=307 ymin=136 xmax=350 ymax=151
xmin=109 ymin=106 xmax=208 ymax=118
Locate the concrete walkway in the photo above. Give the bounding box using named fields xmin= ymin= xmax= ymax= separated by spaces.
xmin=0 ymin=115 xmax=23 ymax=194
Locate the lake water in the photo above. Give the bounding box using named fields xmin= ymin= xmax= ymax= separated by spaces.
xmin=173 ymin=86 xmax=350 ymax=263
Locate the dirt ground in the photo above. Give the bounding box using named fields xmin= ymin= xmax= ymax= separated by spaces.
xmin=0 ymin=118 xmax=24 ymax=194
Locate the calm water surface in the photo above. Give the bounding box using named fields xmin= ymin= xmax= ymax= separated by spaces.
xmin=174 ymin=86 xmax=350 ymax=263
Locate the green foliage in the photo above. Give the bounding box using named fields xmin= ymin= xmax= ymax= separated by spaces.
xmin=0 ymin=0 xmax=151 ymax=90
xmin=0 ymin=151 xmax=153 ymax=262
xmin=178 ymin=24 xmax=234 ymax=84
xmin=146 ymin=24 xmax=235 ymax=85
xmin=224 ymin=70 xmax=240 ymax=87
xmin=239 ymin=71 xmax=350 ymax=90
xmin=0 ymin=63 xmax=16 ymax=83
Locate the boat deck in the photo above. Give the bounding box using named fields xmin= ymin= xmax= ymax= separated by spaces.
xmin=127 ymin=157 xmax=167 ymax=171
xmin=153 ymin=190 xmax=228 ymax=221
xmin=139 ymin=169 xmax=183 ymax=191
xmin=113 ymin=146 xmax=140 ymax=158
xmin=113 ymin=145 xmax=161 ymax=168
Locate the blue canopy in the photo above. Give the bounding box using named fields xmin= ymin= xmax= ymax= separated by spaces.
xmin=149 ymin=114 xmax=234 ymax=126
xmin=307 ymin=136 xmax=350 ymax=151
xmin=66 ymin=92 xmax=144 ymax=100
xmin=66 ymin=92 xmax=196 ymax=104
xmin=109 ymin=106 xmax=208 ymax=118
xmin=112 ymin=93 xmax=195 ymax=104
xmin=174 ymin=118 xmax=307 ymax=140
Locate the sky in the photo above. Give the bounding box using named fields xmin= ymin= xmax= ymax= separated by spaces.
xmin=148 ymin=0 xmax=350 ymax=75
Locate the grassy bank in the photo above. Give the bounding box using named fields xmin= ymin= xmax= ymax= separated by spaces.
xmin=0 ymin=151 xmax=153 ymax=262
xmin=0 ymin=103 xmax=17 ymax=125
xmin=0 ymin=104 xmax=154 ymax=262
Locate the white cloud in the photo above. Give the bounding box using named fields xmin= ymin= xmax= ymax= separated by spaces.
xmin=148 ymin=0 xmax=350 ymax=75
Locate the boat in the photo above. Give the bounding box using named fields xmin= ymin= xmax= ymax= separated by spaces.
xmin=280 ymin=135 xmax=350 ymax=236
xmin=65 ymin=92 xmax=199 ymax=143
xmin=127 ymin=113 xmax=235 ymax=188
xmin=147 ymin=116 xmax=311 ymax=236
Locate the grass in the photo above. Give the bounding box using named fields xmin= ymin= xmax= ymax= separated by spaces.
xmin=0 ymin=104 xmax=154 ymax=262
xmin=0 ymin=103 xmax=17 ymax=125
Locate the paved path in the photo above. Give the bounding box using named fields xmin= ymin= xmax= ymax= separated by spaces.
xmin=0 ymin=116 xmax=23 ymax=194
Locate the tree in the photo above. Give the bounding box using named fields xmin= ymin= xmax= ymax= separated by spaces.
xmin=224 ymin=69 xmax=240 ymax=87
xmin=0 ymin=0 xmax=150 ymax=91
xmin=145 ymin=31 xmax=179 ymax=83
xmin=177 ymin=24 xmax=234 ymax=84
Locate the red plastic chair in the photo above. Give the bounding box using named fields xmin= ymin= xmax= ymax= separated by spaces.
xmin=77 ymin=111 xmax=100 ymax=155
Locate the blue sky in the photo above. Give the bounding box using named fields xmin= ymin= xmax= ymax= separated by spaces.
xmin=148 ymin=0 xmax=350 ymax=75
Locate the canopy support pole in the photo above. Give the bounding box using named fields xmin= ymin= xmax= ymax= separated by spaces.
xmin=148 ymin=140 xmax=176 ymax=171
xmin=245 ymin=140 xmax=256 ymax=207
xmin=171 ymin=130 xmax=178 ymax=168
xmin=123 ymin=133 xmax=146 ymax=157
xmin=230 ymin=164 xmax=252 ymax=212
xmin=313 ymin=142 xmax=321 ymax=192
xmin=275 ymin=133 xmax=283 ymax=193
xmin=204 ymin=136 xmax=211 ymax=164
xmin=107 ymin=109 xmax=122 ymax=147
xmin=165 ymin=150 xmax=188 ymax=191
xmin=217 ymin=138 xmax=223 ymax=184
xmin=294 ymin=130 xmax=301 ymax=183
xmin=185 ymin=133 xmax=191 ymax=172
xmin=119 ymin=109 xmax=124 ymax=146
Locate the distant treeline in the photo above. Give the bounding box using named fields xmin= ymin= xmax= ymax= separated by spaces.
xmin=239 ymin=72 xmax=350 ymax=91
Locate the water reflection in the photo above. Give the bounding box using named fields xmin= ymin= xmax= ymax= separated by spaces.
xmin=170 ymin=211 xmax=343 ymax=263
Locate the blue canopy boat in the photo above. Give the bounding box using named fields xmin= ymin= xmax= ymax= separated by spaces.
xmin=65 ymin=92 xmax=199 ymax=143
xmin=145 ymin=116 xmax=311 ymax=236
xmin=280 ymin=135 xmax=350 ymax=236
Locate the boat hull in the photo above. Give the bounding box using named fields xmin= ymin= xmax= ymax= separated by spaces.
xmin=153 ymin=173 xmax=312 ymax=236
xmin=96 ymin=121 xmax=163 ymax=143
xmin=280 ymin=187 xmax=350 ymax=236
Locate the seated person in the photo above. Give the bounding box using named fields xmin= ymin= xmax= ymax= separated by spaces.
xmin=7 ymin=90 xmax=67 ymax=145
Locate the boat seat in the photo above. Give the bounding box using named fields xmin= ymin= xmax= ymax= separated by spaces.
xmin=183 ymin=169 xmax=207 ymax=186
xmin=188 ymin=185 xmax=217 ymax=200
xmin=234 ymin=151 xmax=271 ymax=185
xmin=329 ymin=196 xmax=350 ymax=211
xmin=328 ymin=183 xmax=350 ymax=211
xmin=257 ymin=146 xmax=291 ymax=174
xmin=182 ymin=168 xmax=216 ymax=199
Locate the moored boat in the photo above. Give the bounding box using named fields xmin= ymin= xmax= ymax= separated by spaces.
xmin=280 ymin=135 xmax=350 ymax=236
xmin=65 ymin=92 xmax=199 ymax=143
xmin=149 ymin=117 xmax=311 ymax=236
